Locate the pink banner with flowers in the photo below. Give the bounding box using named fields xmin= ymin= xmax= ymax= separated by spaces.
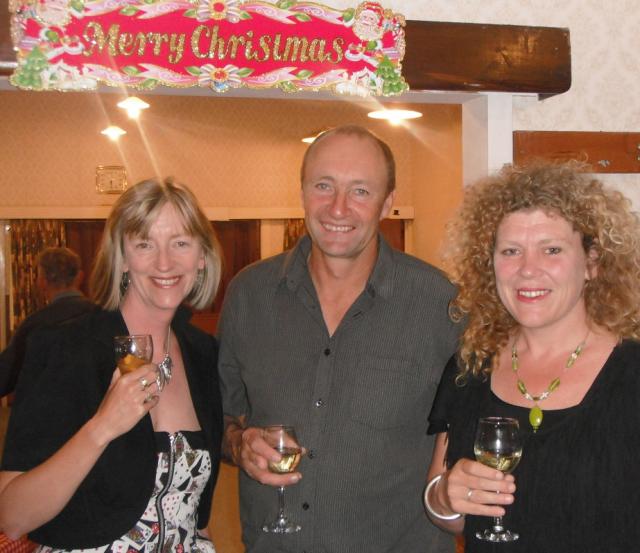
xmin=9 ymin=0 xmax=408 ymax=96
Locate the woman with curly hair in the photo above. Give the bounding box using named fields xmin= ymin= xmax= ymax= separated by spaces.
xmin=424 ymin=162 xmax=640 ymax=552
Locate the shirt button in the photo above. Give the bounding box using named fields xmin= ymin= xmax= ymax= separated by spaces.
xmin=307 ymin=449 xmax=315 ymax=459
xmin=302 ymin=502 xmax=310 ymax=510
xmin=324 ymin=348 xmax=331 ymax=356
xmin=315 ymin=398 xmax=324 ymax=408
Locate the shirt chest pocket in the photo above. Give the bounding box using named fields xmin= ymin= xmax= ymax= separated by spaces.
xmin=348 ymin=355 xmax=433 ymax=430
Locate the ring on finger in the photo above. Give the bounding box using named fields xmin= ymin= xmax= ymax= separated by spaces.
xmin=144 ymin=392 xmax=154 ymax=404
xmin=467 ymin=488 xmax=474 ymax=501
xmin=139 ymin=377 xmax=149 ymax=391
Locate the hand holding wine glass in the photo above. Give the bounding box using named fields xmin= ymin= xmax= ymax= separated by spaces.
xmin=474 ymin=417 xmax=522 ymax=542
xmin=261 ymin=425 xmax=303 ymax=534
xmin=86 ymin=336 xmax=161 ymax=444
xmin=114 ymin=334 xmax=167 ymax=392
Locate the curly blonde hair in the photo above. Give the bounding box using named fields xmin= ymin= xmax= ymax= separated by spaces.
xmin=444 ymin=162 xmax=640 ymax=378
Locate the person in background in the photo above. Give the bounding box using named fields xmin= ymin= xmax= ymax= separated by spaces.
xmin=0 ymin=247 xmax=95 ymax=397
xmin=424 ymin=162 xmax=640 ymax=552
xmin=0 ymin=179 xmax=223 ymax=552
xmin=219 ymin=125 xmax=460 ymax=553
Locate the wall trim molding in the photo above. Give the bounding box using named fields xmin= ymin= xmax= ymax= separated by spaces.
xmin=0 ymin=206 xmax=416 ymax=220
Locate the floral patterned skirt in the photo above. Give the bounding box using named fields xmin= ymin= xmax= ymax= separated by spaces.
xmin=36 ymin=431 xmax=215 ymax=553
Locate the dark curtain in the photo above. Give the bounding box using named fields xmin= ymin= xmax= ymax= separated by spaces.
xmin=9 ymin=220 xmax=66 ymax=331
xmin=284 ymin=219 xmax=306 ymax=251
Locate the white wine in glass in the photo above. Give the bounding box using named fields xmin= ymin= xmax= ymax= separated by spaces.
xmin=474 ymin=416 xmax=522 ymax=542
xmin=268 ymin=447 xmax=302 ymax=474
xmin=114 ymin=334 xmax=168 ymax=391
xmin=262 ymin=425 xmax=302 ymax=534
xmin=114 ymin=335 xmax=153 ymax=374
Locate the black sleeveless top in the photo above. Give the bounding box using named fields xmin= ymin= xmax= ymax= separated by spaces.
xmin=428 ymin=340 xmax=640 ymax=553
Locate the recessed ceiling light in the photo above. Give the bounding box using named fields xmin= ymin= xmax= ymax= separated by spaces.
xmin=367 ymin=109 xmax=423 ymax=125
xmin=101 ymin=126 xmax=127 ymax=140
xmin=301 ymin=129 xmax=329 ymax=144
xmin=117 ymin=96 xmax=150 ymax=119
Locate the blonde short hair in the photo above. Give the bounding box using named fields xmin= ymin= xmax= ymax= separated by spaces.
xmin=90 ymin=179 xmax=222 ymax=310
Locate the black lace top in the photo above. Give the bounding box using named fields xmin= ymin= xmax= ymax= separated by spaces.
xmin=428 ymin=340 xmax=640 ymax=553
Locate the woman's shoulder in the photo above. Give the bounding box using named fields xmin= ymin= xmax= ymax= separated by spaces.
xmin=26 ymin=307 xmax=116 ymax=346
xmin=606 ymin=338 xmax=640 ymax=378
xmin=175 ymin=308 xmax=218 ymax=357
xmin=616 ymin=338 xmax=640 ymax=354
xmin=183 ymin=323 xmax=218 ymax=349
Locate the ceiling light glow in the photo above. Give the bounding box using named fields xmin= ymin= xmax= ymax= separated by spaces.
xmin=367 ymin=109 xmax=423 ymax=126
xmin=117 ymin=96 xmax=150 ymax=119
xmin=101 ymin=126 xmax=127 ymax=140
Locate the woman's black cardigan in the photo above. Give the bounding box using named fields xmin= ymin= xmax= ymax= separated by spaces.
xmin=1 ymin=307 xmax=223 ymax=549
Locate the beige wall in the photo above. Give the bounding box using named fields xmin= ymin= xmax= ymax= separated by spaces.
xmin=0 ymin=91 xmax=461 ymax=264
xmin=362 ymin=0 xmax=640 ymax=207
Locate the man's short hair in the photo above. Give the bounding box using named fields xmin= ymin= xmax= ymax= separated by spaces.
xmin=300 ymin=125 xmax=396 ymax=195
xmin=37 ymin=247 xmax=82 ymax=288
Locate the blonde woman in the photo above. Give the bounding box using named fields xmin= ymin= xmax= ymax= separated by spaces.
xmin=0 ymin=179 xmax=223 ymax=552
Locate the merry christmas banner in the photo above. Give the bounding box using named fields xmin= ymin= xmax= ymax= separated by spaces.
xmin=9 ymin=0 xmax=408 ymax=96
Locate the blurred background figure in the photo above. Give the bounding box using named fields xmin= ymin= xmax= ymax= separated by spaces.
xmin=0 ymin=247 xmax=94 ymax=397
xmin=424 ymin=162 xmax=640 ymax=552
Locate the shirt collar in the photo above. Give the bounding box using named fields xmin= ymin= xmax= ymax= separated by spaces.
xmin=281 ymin=234 xmax=312 ymax=292
xmin=280 ymin=233 xmax=395 ymax=299
xmin=51 ymin=289 xmax=84 ymax=303
xmin=367 ymin=234 xmax=395 ymax=300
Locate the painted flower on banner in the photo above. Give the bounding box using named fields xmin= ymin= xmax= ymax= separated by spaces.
xmin=198 ymin=64 xmax=243 ymax=91
xmin=35 ymin=0 xmax=72 ymax=27
xmin=196 ymin=0 xmax=244 ymax=22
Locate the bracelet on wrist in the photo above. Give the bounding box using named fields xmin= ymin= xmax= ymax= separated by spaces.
xmin=424 ymin=474 xmax=463 ymax=521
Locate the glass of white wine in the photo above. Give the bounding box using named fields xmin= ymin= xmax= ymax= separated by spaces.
xmin=261 ymin=425 xmax=302 ymax=534
xmin=114 ymin=335 xmax=153 ymax=374
xmin=473 ymin=416 xmax=522 ymax=542
xmin=114 ymin=334 xmax=167 ymax=391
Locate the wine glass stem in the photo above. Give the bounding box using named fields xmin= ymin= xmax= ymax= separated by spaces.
xmin=492 ymin=516 xmax=504 ymax=532
xmin=277 ymin=486 xmax=286 ymax=521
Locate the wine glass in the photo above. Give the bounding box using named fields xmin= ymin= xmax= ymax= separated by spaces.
xmin=473 ymin=416 xmax=522 ymax=542
xmin=114 ymin=335 xmax=153 ymax=373
xmin=261 ymin=425 xmax=302 ymax=534
xmin=114 ymin=334 xmax=167 ymax=391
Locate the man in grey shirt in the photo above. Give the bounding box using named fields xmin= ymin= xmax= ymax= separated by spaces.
xmin=219 ymin=125 xmax=460 ymax=553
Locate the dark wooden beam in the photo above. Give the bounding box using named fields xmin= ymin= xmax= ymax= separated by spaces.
xmin=404 ymin=20 xmax=571 ymax=95
xmin=514 ymin=131 xmax=640 ymax=173
xmin=0 ymin=14 xmax=571 ymax=96
xmin=0 ymin=1 xmax=13 ymax=74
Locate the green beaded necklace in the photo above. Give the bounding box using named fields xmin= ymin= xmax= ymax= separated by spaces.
xmin=511 ymin=333 xmax=588 ymax=433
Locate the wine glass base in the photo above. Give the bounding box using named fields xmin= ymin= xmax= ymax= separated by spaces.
xmin=262 ymin=518 xmax=301 ymax=534
xmin=475 ymin=528 xmax=519 ymax=542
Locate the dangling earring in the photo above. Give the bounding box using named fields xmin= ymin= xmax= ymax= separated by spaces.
xmin=120 ymin=271 xmax=130 ymax=296
xmin=194 ymin=268 xmax=204 ymax=290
